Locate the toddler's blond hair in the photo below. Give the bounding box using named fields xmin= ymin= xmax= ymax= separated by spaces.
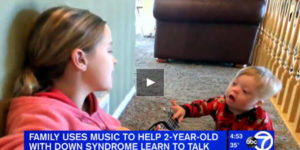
xmin=234 ymin=66 xmax=282 ymax=100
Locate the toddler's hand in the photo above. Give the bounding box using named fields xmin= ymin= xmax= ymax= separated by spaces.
xmin=170 ymin=99 xmax=185 ymax=123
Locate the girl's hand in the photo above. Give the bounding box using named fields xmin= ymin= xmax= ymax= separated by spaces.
xmin=170 ymin=99 xmax=185 ymax=123
xmin=154 ymin=124 xmax=169 ymax=131
xmin=117 ymin=126 xmax=130 ymax=130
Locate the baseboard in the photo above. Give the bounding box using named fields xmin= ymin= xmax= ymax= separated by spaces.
xmin=112 ymin=86 xmax=136 ymax=119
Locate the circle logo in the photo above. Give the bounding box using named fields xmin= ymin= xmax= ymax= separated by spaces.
xmin=246 ymin=136 xmax=257 ymax=148
xmin=254 ymin=131 xmax=273 ymax=150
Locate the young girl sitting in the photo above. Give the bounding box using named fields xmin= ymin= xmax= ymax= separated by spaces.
xmin=0 ymin=6 xmax=128 ymax=149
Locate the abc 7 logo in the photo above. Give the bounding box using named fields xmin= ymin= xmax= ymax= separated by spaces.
xmin=246 ymin=131 xmax=273 ymax=150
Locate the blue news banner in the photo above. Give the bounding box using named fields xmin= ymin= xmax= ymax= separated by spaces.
xmin=24 ymin=130 xmax=274 ymax=150
xmin=25 ymin=131 xmax=226 ymax=150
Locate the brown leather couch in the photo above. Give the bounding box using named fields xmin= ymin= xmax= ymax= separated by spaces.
xmin=153 ymin=0 xmax=266 ymax=65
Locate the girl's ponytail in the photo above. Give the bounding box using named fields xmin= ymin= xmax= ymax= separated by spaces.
xmin=13 ymin=67 xmax=40 ymax=97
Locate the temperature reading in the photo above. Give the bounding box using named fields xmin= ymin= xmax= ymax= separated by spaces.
xmin=230 ymin=142 xmax=240 ymax=149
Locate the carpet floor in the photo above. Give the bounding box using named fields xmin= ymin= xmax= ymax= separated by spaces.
xmin=119 ymin=35 xmax=299 ymax=150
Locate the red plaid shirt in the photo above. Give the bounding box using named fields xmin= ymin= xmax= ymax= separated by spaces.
xmin=182 ymin=96 xmax=273 ymax=130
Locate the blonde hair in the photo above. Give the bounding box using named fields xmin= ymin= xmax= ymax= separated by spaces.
xmin=13 ymin=6 xmax=106 ymax=96
xmin=234 ymin=66 xmax=282 ymax=100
